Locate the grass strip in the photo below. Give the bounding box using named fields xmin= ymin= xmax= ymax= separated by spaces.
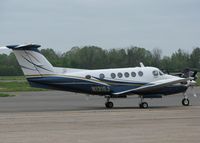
xmin=0 ymin=76 xmax=25 ymax=80
xmin=0 ymin=93 xmax=15 ymax=97
xmin=0 ymin=81 xmax=46 ymax=92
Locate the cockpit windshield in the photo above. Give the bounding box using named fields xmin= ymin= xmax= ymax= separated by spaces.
xmin=153 ymin=69 xmax=165 ymax=77
xmin=159 ymin=70 xmax=164 ymax=76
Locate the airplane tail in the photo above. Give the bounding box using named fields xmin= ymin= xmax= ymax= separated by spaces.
xmin=5 ymin=44 xmax=55 ymax=77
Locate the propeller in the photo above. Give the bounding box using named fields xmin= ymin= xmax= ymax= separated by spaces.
xmin=179 ymin=68 xmax=198 ymax=98
xmin=192 ymin=71 xmax=198 ymax=81
xmin=186 ymin=80 xmax=198 ymax=97
xmin=85 ymin=94 xmax=91 ymax=101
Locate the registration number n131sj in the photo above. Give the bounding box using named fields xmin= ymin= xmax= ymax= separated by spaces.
xmin=91 ymin=86 xmax=110 ymax=93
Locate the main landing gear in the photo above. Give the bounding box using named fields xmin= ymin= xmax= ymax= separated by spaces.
xmin=139 ymin=96 xmax=149 ymax=109
xmin=104 ymin=95 xmax=149 ymax=109
xmin=105 ymin=96 xmax=114 ymax=109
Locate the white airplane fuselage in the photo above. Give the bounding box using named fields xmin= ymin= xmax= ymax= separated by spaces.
xmin=27 ymin=66 xmax=187 ymax=96
xmin=1 ymin=44 xmax=196 ymax=108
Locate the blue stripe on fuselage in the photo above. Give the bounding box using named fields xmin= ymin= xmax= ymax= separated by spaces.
xmin=27 ymin=76 xmax=143 ymax=95
xmin=134 ymin=85 xmax=188 ymax=96
xmin=26 ymin=76 xmax=187 ymax=96
xmin=27 ymin=76 xmax=109 ymax=95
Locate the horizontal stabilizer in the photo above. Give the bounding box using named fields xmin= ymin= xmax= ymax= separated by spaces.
xmin=0 ymin=46 xmax=8 ymax=50
xmin=5 ymin=44 xmax=41 ymax=50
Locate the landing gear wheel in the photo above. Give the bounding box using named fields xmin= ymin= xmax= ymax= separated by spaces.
xmin=105 ymin=102 xmax=114 ymax=109
xmin=139 ymin=102 xmax=148 ymax=109
xmin=182 ymin=98 xmax=190 ymax=106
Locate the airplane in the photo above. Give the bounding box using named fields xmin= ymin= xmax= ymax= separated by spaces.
xmin=0 ymin=44 xmax=198 ymax=109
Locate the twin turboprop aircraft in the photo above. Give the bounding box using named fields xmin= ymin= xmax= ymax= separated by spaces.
xmin=1 ymin=44 xmax=198 ymax=108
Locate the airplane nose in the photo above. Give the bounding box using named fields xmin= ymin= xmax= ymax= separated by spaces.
xmin=187 ymin=80 xmax=197 ymax=86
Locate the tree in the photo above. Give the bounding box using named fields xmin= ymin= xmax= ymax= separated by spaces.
xmin=160 ymin=56 xmax=172 ymax=71
xmin=170 ymin=49 xmax=190 ymax=71
xmin=126 ymin=47 xmax=152 ymax=67
xmin=151 ymin=48 xmax=162 ymax=67
xmin=63 ymin=46 xmax=108 ymax=69
xmin=41 ymin=48 xmax=63 ymax=67
xmin=107 ymin=49 xmax=127 ymax=68
xmin=189 ymin=47 xmax=200 ymax=69
xmin=0 ymin=46 xmax=199 ymax=76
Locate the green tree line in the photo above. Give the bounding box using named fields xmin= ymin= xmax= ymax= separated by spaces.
xmin=0 ymin=46 xmax=200 ymax=76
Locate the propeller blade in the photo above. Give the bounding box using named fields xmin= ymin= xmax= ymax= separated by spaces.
xmin=186 ymin=80 xmax=198 ymax=97
xmin=85 ymin=94 xmax=91 ymax=101
xmin=190 ymin=86 xmax=197 ymax=97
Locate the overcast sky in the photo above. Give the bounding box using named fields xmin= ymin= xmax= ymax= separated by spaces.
xmin=0 ymin=0 xmax=200 ymax=55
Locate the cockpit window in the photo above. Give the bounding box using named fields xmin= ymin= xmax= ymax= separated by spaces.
xmin=153 ymin=70 xmax=159 ymax=76
xmin=159 ymin=70 xmax=164 ymax=76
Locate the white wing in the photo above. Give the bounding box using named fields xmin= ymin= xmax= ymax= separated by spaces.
xmin=0 ymin=46 xmax=8 ymax=50
xmin=113 ymin=77 xmax=189 ymax=95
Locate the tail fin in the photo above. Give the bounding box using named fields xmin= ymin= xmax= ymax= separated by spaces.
xmin=6 ymin=44 xmax=54 ymax=76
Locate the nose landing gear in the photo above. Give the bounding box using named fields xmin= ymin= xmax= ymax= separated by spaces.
xmin=182 ymin=93 xmax=190 ymax=106
xmin=182 ymin=98 xmax=190 ymax=106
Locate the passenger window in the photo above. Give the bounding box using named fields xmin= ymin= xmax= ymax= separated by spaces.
xmin=138 ymin=71 xmax=143 ymax=77
xmin=153 ymin=71 xmax=158 ymax=76
xmin=111 ymin=73 xmax=116 ymax=79
xmin=85 ymin=75 xmax=91 ymax=79
xmin=99 ymin=73 xmax=105 ymax=79
xmin=118 ymin=72 xmax=123 ymax=78
xmin=131 ymin=72 xmax=136 ymax=77
xmin=124 ymin=72 xmax=130 ymax=78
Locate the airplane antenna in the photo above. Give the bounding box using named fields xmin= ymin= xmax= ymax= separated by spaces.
xmin=140 ymin=62 xmax=145 ymax=67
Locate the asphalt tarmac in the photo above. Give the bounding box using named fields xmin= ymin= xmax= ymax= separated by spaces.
xmin=0 ymin=88 xmax=200 ymax=112
xmin=0 ymin=88 xmax=200 ymax=143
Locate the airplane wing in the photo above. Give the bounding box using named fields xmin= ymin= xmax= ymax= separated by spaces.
xmin=0 ymin=46 xmax=8 ymax=50
xmin=112 ymin=77 xmax=189 ymax=95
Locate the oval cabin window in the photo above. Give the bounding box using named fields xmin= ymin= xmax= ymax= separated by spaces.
xmin=111 ymin=73 xmax=116 ymax=79
xmin=138 ymin=71 xmax=143 ymax=77
xmin=118 ymin=72 xmax=123 ymax=78
xmin=124 ymin=72 xmax=130 ymax=78
xmin=85 ymin=75 xmax=91 ymax=79
xmin=99 ymin=73 xmax=105 ymax=79
xmin=131 ymin=72 xmax=136 ymax=77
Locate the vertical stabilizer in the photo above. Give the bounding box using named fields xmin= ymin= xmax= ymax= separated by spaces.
xmin=6 ymin=44 xmax=54 ymax=76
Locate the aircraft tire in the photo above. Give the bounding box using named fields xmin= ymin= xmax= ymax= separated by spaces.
xmin=105 ymin=102 xmax=114 ymax=109
xmin=140 ymin=102 xmax=148 ymax=109
xmin=182 ymin=98 xmax=190 ymax=106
